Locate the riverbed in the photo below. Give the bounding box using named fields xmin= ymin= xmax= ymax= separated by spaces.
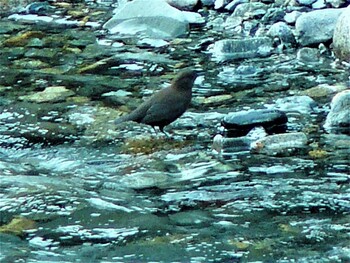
xmin=0 ymin=1 xmax=349 ymax=262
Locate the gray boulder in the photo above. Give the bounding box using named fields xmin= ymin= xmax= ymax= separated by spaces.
xmin=295 ymin=8 xmax=345 ymax=46
xmin=167 ymin=0 xmax=198 ymax=10
xmin=324 ymin=90 xmax=350 ymax=134
xmin=267 ymin=22 xmax=296 ymax=45
xmin=333 ymin=6 xmax=350 ymax=62
xmin=103 ymin=0 xmax=199 ymax=39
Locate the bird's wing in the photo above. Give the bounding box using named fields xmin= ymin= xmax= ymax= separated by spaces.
xmin=142 ymin=101 xmax=184 ymax=124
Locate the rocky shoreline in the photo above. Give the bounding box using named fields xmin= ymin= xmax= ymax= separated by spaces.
xmin=0 ymin=0 xmax=349 ymax=148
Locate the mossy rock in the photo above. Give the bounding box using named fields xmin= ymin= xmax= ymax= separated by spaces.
xmin=121 ymin=137 xmax=191 ymax=154
xmin=0 ymin=217 xmax=36 ymax=236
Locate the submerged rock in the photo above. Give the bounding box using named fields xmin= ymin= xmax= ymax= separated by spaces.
xmin=25 ymin=2 xmax=54 ymax=15
xmin=201 ymin=0 xmax=215 ymax=6
xmin=8 ymin=14 xmax=100 ymax=28
xmin=295 ymin=8 xmax=345 ymax=46
xmin=251 ymin=132 xmax=308 ymax=155
xmin=327 ymin=0 xmax=348 ymax=8
xmin=225 ymin=0 xmax=249 ymax=11
xmin=0 ymin=217 xmax=36 ymax=236
xmin=333 ymin=6 xmax=350 ymax=62
xmin=3 ymin=31 xmax=45 ymax=47
xmin=222 ymin=109 xmax=288 ymax=137
xmin=233 ymin=2 xmax=269 ymax=18
xmin=19 ymin=86 xmax=75 ymax=103
xmin=210 ymin=37 xmax=274 ymax=62
xmin=212 ymin=134 xmax=254 ymax=154
xmin=273 ymin=96 xmax=317 ymax=114
xmin=324 ymin=90 xmax=350 ymax=134
xmin=296 ymin=47 xmax=321 ymax=63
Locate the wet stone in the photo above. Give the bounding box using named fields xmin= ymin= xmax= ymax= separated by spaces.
xmin=212 ymin=135 xmax=252 ymax=154
xmin=333 ymin=6 xmax=350 ymax=61
xmin=225 ymin=0 xmax=249 ymax=11
xmin=27 ymin=37 xmax=45 ymax=47
xmin=297 ymin=47 xmax=321 ymax=63
xmin=0 ymin=0 xmax=349 ymax=261
xmin=25 ymin=2 xmax=54 ymax=15
xmin=80 ymin=44 xmax=113 ymax=59
xmin=250 ymin=132 xmax=309 ymax=156
xmin=267 ymin=22 xmax=295 ymax=45
xmin=0 ymin=21 xmax=27 ymax=34
xmin=222 ymin=109 xmax=288 ymax=137
xmin=19 ymin=86 xmax=75 ymax=103
xmin=312 ymin=0 xmax=327 ymax=9
xmin=261 ymin=7 xmax=286 ymax=24
xmin=295 ymin=8 xmax=345 ymax=46
xmin=324 ymin=90 xmax=350 ymax=135
xmin=0 ymin=47 xmax=26 ymax=63
xmin=167 ymin=0 xmax=198 ymax=10
xmin=13 ymin=59 xmax=49 ymax=69
xmin=284 ymin=11 xmax=302 ymax=24
xmin=169 ymin=210 xmax=213 ymax=227
xmin=24 ymin=48 xmax=58 ymax=61
xmin=301 ymin=84 xmax=347 ymax=102
xmin=233 ymin=2 xmax=269 ymax=18
xmin=2 ymin=31 xmax=45 ymax=47
xmin=272 ymin=95 xmax=317 ymax=114
xmin=210 ymin=37 xmax=274 ymax=62
xmin=297 ymin=0 xmax=317 ymax=5
xmin=103 ymin=0 xmax=191 ymax=40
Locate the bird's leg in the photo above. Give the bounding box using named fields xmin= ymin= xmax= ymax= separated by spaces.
xmin=159 ymin=126 xmax=171 ymax=139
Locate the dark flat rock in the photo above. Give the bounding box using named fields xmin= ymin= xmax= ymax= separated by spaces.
xmin=222 ymin=109 xmax=288 ymax=137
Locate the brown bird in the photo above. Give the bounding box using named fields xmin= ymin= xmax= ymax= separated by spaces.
xmin=114 ymin=69 xmax=198 ymax=133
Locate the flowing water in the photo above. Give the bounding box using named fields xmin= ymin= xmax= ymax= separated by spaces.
xmin=0 ymin=3 xmax=350 ymax=262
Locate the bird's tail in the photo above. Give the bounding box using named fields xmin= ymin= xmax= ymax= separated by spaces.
xmin=114 ymin=114 xmax=130 ymax=125
xmin=114 ymin=111 xmax=138 ymax=125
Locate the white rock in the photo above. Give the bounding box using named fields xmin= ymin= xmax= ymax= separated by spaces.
xmin=212 ymin=134 xmax=224 ymax=154
xmin=312 ymin=0 xmax=326 ymax=9
xmin=284 ymin=11 xmax=302 ymax=24
xmin=295 ymin=8 xmax=345 ymax=46
xmin=8 ymin=14 xmax=54 ymax=23
xmin=273 ymin=96 xmax=317 ymax=114
xmin=324 ymin=90 xmax=350 ymax=134
xmin=333 ymin=6 xmax=350 ymax=62
xmin=214 ymin=0 xmax=226 ymax=9
xmin=103 ymin=0 xmax=201 ymax=39
xmin=182 ymin=10 xmax=205 ymax=24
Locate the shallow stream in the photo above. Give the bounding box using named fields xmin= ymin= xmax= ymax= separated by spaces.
xmin=0 ymin=2 xmax=349 ymax=262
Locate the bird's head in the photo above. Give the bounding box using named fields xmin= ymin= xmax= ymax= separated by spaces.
xmin=172 ymin=69 xmax=198 ymax=91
